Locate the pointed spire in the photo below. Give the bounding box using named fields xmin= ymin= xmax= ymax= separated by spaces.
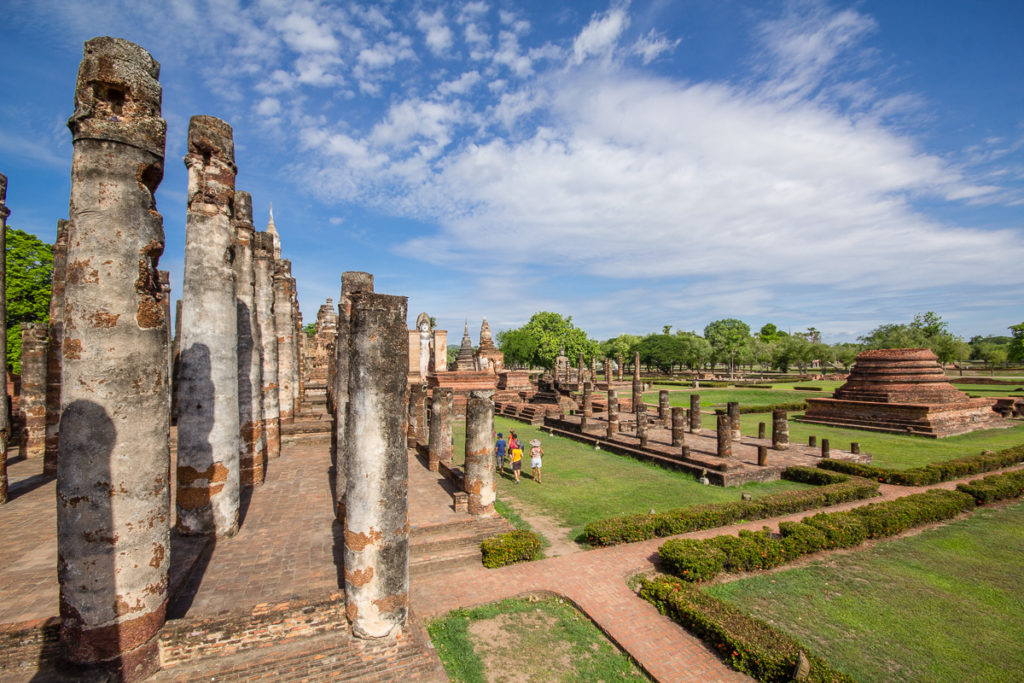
xmin=266 ymin=203 xmax=281 ymax=259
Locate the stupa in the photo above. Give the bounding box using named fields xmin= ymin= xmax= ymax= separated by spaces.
xmin=798 ymin=348 xmax=1006 ymax=438
xmin=475 ymin=318 xmax=504 ymax=372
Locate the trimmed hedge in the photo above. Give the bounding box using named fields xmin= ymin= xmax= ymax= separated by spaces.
xmin=480 ymin=530 xmax=542 ymax=568
xmin=660 ymin=489 xmax=977 ymax=584
xmin=782 ymin=466 xmax=850 ymax=486
xmin=738 ymin=401 xmax=808 ymax=414
xmin=639 ymin=576 xmax=855 ymax=682
xmin=583 ymin=471 xmax=878 ymax=547
xmin=817 ymin=444 xmax=1024 ymax=486
xmin=957 ymin=470 xmax=1024 ymax=504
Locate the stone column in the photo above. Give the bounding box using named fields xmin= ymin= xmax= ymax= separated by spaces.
xmin=606 ymin=390 xmax=619 ymax=438
xmin=658 ymin=390 xmax=670 ymax=425
xmin=716 ymin=411 xmax=732 ymax=458
xmin=0 ymin=174 xmax=8 ymax=504
xmin=232 ymin=191 xmax=265 ymax=487
xmin=333 ymin=271 xmax=373 ymax=520
xmin=689 ymin=394 xmax=701 ymax=432
xmin=57 ymin=37 xmax=170 ymax=678
xmin=342 ymin=290 xmax=409 ymax=639
xmin=637 ymin=404 xmax=648 ymax=449
xmin=606 ymin=357 xmax=614 ymax=383
xmin=671 ymin=407 xmax=685 ymax=446
xmin=176 ymin=115 xmax=240 ymax=537
xmin=253 ymin=232 xmax=280 ymax=460
xmin=727 ymin=401 xmax=741 ymax=441
xmin=274 ymin=260 xmax=296 ymax=422
xmin=617 ymin=354 xmax=623 ymax=381
xmin=407 ymin=383 xmax=426 ymax=447
xmin=292 ymin=299 xmax=301 ymax=409
xmin=464 ymin=390 xmax=496 ymax=516
xmin=44 ymin=219 xmax=70 ymax=475
xmin=19 ymin=323 xmax=48 ymax=459
xmin=583 ymin=381 xmax=593 ymax=417
xmin=772 ymin=408 xmax=789 ymax=451
xmin=159 ymin=271 xmax=171 ymax=405
xmin=428 ymin=387 xmax=453 ymax=471
xmin=821 ymin=438 xmax=831 ymax=458
xmin=632 ymin=351 xmax=642 ymax=413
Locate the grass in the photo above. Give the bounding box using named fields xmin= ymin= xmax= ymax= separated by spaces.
xmin=453 ymin=417 xmax=810 ymax=544
xmin=703 ymin=501 xmax=1024 ymax=682
xmin=693 ymin=407 xmax=1024 ymax=470
xmin=426 ymin=596 xmax=651 ymax=682
xmin=639 ymin=387 xmax=823 ymax=409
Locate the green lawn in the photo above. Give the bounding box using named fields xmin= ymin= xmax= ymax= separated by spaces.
xmin=427 ymin=596 xmax=650 ymax=682
xmin=453 ymin=417 xmax=810 ymax=544
xmin=639 ymin=387 xmax=825 ymax=409
xmin=703 ymin=501 xmax=1024 ymax=682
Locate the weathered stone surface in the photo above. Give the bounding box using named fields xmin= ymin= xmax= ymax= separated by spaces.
xmin=44 ymin=219 xmax=70 ymax=475
xmin=176 ymin=114 xmax=240 ymax=538
xmin=407 ymin=383 xmax=427 ymax=447
xmin=716 ymin=412 xmax=732 ymax=458
xmin=253 ymin=231 xmax=280 ymax=459
xmin=671 ymin=406 xmax=685 ymax=446
xmin=475 ymin=318 xmax=503 ymax=373
xmin=632 ymin=351 xmax=642 ymax=414
xmin=274 ymin=260 xmax=296 ymax=422
xmin=233 ymin=190 xmax=265 ymax=487
xmin=19 ymin=323 xmax=47 ymax=459
xmin=606 ymin=390 xmax=619 ymax=439
xmin=0 ymin=173 xmax=9 ymax=504
xmin=800 ymin=348 xmax=1006 ymax=438
xmin=464 ymin=391 xmax=496 ymax=516
xmin=658 ymin=390 xmax=670 ymax=425
xmin=772 ymin=408 xmax=789 ymax=450
xmin=332 ymin=271 xmax=373 ymax=520
xmin=727 ymin=401 xmax=740 ymax=441
xmin=455 ymin=321 xmax=476 ymax=371
xmin=58 ymin=37 xmax=170 ymax=678
xmin=428 ymin=387 xmax=453 ymax=471
xmin=342 ymin=290 xmax=409 ymax=639
xmin=637 ymin=404 xmax=649 ymax=449
xmin=689 ymin=393 xmax=701 ymax=432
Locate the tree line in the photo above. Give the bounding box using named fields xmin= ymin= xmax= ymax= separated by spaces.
xmin=496 ymin=311 xmax=1024 ymax=374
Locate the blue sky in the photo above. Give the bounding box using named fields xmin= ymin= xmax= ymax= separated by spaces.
xmin=1 ymin=0 xmax=1021 ymax=343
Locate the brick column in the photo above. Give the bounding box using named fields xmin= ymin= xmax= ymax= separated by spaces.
xmin=671 ymin=406 xmax=685 ymax=446
xmin=232 ymin=191 xmax=265 ymax=487
xmin=658 ymin=390 xmax=670 ymax=426
xmin=253 ymin=232 xmax=280 ymax=460
xmin=428 ymin=387 xmax=453 ymax=472
xmin=342 ymin=290 xmax=409 ymax=639
xmin=407 ymin=382 xmax=427 ymax=447
xmin=333 ymin=271 xmax=373 ymax=520
xmin=632 ymin=351 xmax=642 ymax=413
xmin=716 ymin=411 xmax=732 ymax=458
xmin=274 ymin=260 xmax=296 ymax=422
xmin=772 ymin=408 xmax=789 ymax=451
xmin=19 ymin=323 xmax=47 ymax=459
xmin=617 ymin=354 xmax=623 ymax=381
xmin=44 ymin=218 xmax=69 ymax=475
xmin=176 ymin=115 xmax=240 ymax=537
xmin=689 ymin=393 xmax=701 ymax=432
xmin=57 ymin=36 xmax=170 ymax=679
xmin=464 ymin=390 xmax=496 ymax=516
xmin=637 ymin=404 xmax=648 ymax=449
xmin=727 ymin=401 xmax=741 ymax=441
xmin=606 ymin=390 xmax=619 ymax=438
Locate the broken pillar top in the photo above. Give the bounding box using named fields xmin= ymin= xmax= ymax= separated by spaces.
xmin=275 ymin=259 xmax=292 ymax=277
xmin=233 ymin=190 xmax=254 ymax=228
xmin=68 ymin=36 xmax=165 ymax=156
xmin=253 ymin=231 xmax=274 ymax=259
xmin=341 ymin=271 xmax=374 ymax=296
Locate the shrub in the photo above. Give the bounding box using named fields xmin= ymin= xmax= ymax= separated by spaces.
xmin=802 ymin=511 xmax=868 ymax=549
xmin=639 ymin=576 xmax=855 ymax=682
xmin=778 ymin=521 xmax=828 ymax=559
xmin=851 ymin=489 xmax=973 ymax=538
xmin=818 ymin=444 xmax=1024 ymax=486
xmin=583 ymin=477 xmax=879 ymax=547
xmin=659 ymin=539 xmax=725 ymax=582
xmin=711 ymin=529 xmax=788 ymax=573
xmin=738 ymin=401 xmax=808 ymax=414
xmin=957 ymin=470 xmax=1024 ymax=504
xmin=782 ymin=466 xmax=848 ymax=486
xmin=480 ymin=530 xmax=541 ymax=568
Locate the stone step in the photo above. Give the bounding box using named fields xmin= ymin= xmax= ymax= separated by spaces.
xmin=410 ymin=515 xmax=510 ymax=543
xmin=409 ymin=543 xmax=482 ymax=578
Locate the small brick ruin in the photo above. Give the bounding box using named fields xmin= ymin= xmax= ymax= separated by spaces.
xmin=800 ymin=348 xmax=1008 ymax=438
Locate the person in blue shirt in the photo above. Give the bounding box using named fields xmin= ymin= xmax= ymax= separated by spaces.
xmin=495 ymin=433 xmax=507 ymax=474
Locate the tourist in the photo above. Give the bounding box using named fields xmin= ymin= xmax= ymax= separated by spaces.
xmin=495 ymin=432 xmax=507 ymax=473
xmin=529 ymin=438 xmax=544 ymax=483
xmin=509 ymin=437 xmax=524 ymax=483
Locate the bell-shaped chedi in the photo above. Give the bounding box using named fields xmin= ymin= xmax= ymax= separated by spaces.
xmin=799 ymin=348 xmax=1007 ymax=438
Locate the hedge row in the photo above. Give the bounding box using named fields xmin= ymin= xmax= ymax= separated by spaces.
xmin=737 ymin=401 xmax=808 ymax=414
xmin=583 ymin=470 xmax=878 ymax=546
xmin=639 ymin=576 xmax=854 ymax=682
xmin=658 ymin=489 xmax=976 ymax=583
xmin=957 ymin=470 xmax=1024 ymax=504
xmin=817 ymin=444 xmax=1024 ymax=486
xmin=480 ymin=530 xmax=542 ymax=568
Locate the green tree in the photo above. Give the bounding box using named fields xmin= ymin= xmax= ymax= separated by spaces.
xmin=599 ymin=334 xmax=641 ymax=362
xmin=498 ymin=312 xmax=597 ymax=370
xmin=860 ymin=312 xmax=964 ymax=364
xmin=674 ymin=331 xmax=712 ymax=370
xmin=1008 ymin=323 xmax=1024 ymax=363
xmin=495 ymin=327 xmax=538 ymax=368
xmin=771 ymin=335 xmax=812 ymax=373
xmin=6 ymin=227 xmax=53 ymax=373
xmin=703 ymin=318 xmax=751 ymax=377
xmin=637 ymin=334 xmax=684 ymax=373
xmin=975 ymin=342 xmax=1008 ymax=369
xmin=302 ymin=322 xmax=316 ymax=337
xmin=758 ymin=323 xmax=781 ymax=343
xmin=831 ymin=342 xmax=862 ymax=370
xmin=446 ymin=345 xmax=459 ymax=369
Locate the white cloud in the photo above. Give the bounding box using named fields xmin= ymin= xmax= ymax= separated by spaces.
xmin=417 ymin=9 xmax=454 ymax=55
xmin=280 ymin=11 xmax=339 ymax=53
xmin=256 ymin=97 xmax=282 ymax=116
xmin=631 ymin=29 xmax=679 ymax=64
xmin=438 ymin=70 xmax=481 ymax=96
xmin=571 ymin=7 xmax=629 ymax=65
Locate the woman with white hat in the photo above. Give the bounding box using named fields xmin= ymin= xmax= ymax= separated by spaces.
xmin=529 ymin=438 xmax=544 ymax=483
